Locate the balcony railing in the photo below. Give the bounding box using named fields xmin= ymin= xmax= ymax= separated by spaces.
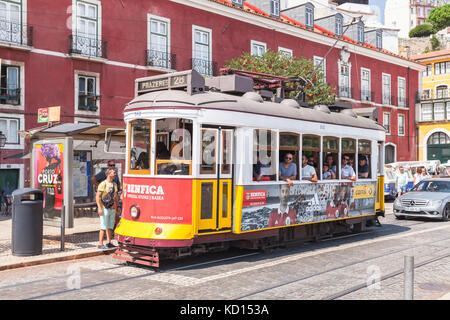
xmin=146 ymin=49 xmax=176 ymax=70
xmin=69 ymin=34 xmax=107 ymax=59
xmin=191 ymin=58 xmax=217 ymax=76
xmin=78 ymin=94 xmax=100 ymax=111
xmin=0 ymin=87 xmax=20 ymax=105
xmin=338 ymin=86 xmax=352 ymax=99
xmin=382 ymin=94 xmax=391 ymax=105
xmin=397 ymin=96 xmax=407 ymax=108
xmin=0 ymin=19 xmax=33 ymax=47
xmin=361 ymin=90 xmax=374 ymax=102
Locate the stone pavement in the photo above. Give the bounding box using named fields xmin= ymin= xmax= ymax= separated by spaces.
xmin=0 ymin=214 xmax=116 ymax=271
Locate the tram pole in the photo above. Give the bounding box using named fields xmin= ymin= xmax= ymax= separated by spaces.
xmin=60 ymin=204 xmax=65 ymax=252
xmin=404 ymin=255 xmax=414 ymax=300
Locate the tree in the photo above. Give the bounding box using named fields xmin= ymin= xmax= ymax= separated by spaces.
xmin=427 ymin=4 xmax=450 ymax=33
xmin=430 ymin=34 xmax=441 ymax=51
xmin=409 ymin=23 xmax=434 ymax=38
xmin=224 ymin=50 xmax=336 ymax=104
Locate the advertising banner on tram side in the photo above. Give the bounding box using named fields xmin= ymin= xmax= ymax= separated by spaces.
xmin=241 ymin=181 xmax=376 ymax=232
xmin=122 ymin=177 xmax=192 ymax=225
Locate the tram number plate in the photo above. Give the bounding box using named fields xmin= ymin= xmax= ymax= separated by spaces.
xmin=406 ymin=207 xmax=420 ymax=212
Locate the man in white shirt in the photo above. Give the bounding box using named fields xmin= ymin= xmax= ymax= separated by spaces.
xmin=341 ymin=155 xmax=356 ymax=181
xmin=301 ymin=155 xmax=318 ymax=182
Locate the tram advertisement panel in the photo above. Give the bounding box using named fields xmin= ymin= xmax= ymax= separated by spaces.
xmin=34 ymin=143 xmax=64 ymax=219
xmin=122 ymin=177 xmax=192 ymax=224
xmin=241 ymin=182 xmax=376 ymax=232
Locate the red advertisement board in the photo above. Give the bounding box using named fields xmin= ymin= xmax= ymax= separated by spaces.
xmin=34 ymin=143 xmax=64 ymax=219
xmin=122 ymin=177 xmax=192 ymax=224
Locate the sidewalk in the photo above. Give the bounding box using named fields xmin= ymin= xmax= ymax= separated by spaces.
xmin=0 ymin=215 xmax=115 ymax=271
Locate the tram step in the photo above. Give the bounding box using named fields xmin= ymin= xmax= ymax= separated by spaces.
xmin=113 ymin=246 xmax=159 ymax=268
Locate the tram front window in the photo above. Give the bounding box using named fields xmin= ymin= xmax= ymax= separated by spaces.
xmin=155 ymin=118 xmax=192 ymax=175
xmin=129 ymin=119 xmax=151 ymax=172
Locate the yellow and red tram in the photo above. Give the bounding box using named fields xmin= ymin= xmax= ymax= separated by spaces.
xmin=113 ymin=70 xmax=385 ymax=267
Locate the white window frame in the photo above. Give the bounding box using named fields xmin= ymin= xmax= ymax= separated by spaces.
xmin=435 ymin=84 xmax=449 ymax=99
xmin=338 ymin=60 xmax=351 ymax=98
xmin=398 ymin=77 xmax=406 ymax=108
xmin=270 ymin=0 xmax=280 ymax=17
xmin=305 ymin=5 xmax=314 ymax=29
xmin=314 ymin=56 xmax=326 ymax=82
xmin=0 ymin=0 xmax=27 ymax=46
xmin=398 ymin=114 xmax=405 ymax=136
xmin=71 ymin=0 xmax=102 ymax=57
xmin=147 ymin=14 xmax=171 ymax=70
xmin=382 ymin=73 xmax=391 ymax=105
xmin=0 ymin=59 xmax=24 ymax=111
xmin=278 ymin=47 xmax=292 ymax=58
xmin=383 ymin=112 xmax=391 ymax=135
xmin=360 ymin=67 xmax=371 ymax=101
xmin=74 ymin=70 xmax=100 ymax=117
xmin=251 ymin=40 xmax=266 ymax=57
xmin=0 ymin=112 xmax=24 ymax=149
xmin=192 ymin=25 xmax=213 ymax=75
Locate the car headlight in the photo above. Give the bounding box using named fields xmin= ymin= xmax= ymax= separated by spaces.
xmin=394 ymin=198 xmax=402 ymax=206
xmin=430 ymin=200 xmax=442 ymax=207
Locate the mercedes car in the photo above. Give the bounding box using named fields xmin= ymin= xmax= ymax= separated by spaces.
xmin=393 ymin=178 xmax=450 ymax=221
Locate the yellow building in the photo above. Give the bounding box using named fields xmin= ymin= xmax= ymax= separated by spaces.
xmin=412 ymin=50 xmax=450 ymax=163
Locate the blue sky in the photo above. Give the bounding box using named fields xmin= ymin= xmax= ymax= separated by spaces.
xmin=369 ymin=0 xmax=386 ymax=24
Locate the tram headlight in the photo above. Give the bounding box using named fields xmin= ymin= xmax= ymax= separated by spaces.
xmin=130 ymin=205 xmax=140 ymax=220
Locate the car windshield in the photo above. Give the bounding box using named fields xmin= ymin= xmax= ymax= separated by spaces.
xmin=411 ymin=180 xmax=450 ymax=192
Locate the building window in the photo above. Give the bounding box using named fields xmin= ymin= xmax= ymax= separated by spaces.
xmin=251 ymin=40 xmax=266 ymax=57
xmin=335 ymin=15 xmax=343 ymax=37
xmin=192 ymin=26 xmax=213 ymax=76
xmin=423 ymin=64 xmax=431 ymax=77
xmin=231 ymin=0 xmax=243 ymax=7
xmin=0 ymin=64 xmax=20 ymax=105
xmin=148 ymin=16 xmax=171 ymax=69
xmin=0 ymin=117 xmax=19 ymax=144
xmin=376 ymin=31 xmax=382 ymax=49
xmin=422 ymin=89 xmax=431 ymax=100
xmin=270 ymin=0 xmax=280 ymax=18
xmin=428 ymin=132 xmax=450 ymax=145
xmin=434 ymin=102 xmax=445 ymax=121
xmin=436 ymin=85 xmax=448 ymax=99
xmin=0 ymin=0 xmax=23 ymax=45
xmin=338 ymin=62 xmax=351 ymax=98
xmin=398 ymin=77 xmax=406 ymax=107
xmin=278 ymin=47 xmax=292 ymax=57
xmin=72 ymin=0 xmax=104 ymax=58
xmin=382 ymin=73 xmax=391 ymax=105
xmin=421 ymin=103 xmax=433 ymax=121
xmin=383 ymin=112 xmax=390 ymax=134
xmin=314 ymin=56 xmax=326 ymax=82
xmin=398 ymin=114 xmax=405 ymax=136
xmin=361 ymin=68 xmax=371 ymax=101
xmin=305 ymin=6 xmax=314 ymax=29
xmin=78 ymin=75 xmax=98 ymax=111
xmin=357 ymin=23 xmax=364 ymax=44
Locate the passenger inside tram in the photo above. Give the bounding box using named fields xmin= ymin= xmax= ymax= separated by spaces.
xmin=279 ymin=151 xmax=297 ymax=186
xmin=358 ymin=155 xmax=369 ymax=178
xmin=341 ymin=154 xmax=356 ymax=181
xmin=322 ymin=163 xmax=336 ymax=180
xmin=301 ymin=154 xmax=318 ymax=182
xmin=253 ymin=152 xmax=272 ymax=181
xmin=156 ymin=142 xmax=170 ymax=160
xmin=136 ymin=152 xmax=149 ymax=169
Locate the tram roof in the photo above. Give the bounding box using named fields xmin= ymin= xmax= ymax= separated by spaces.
xmin=125 ymin=89 xmax=385 ymax=132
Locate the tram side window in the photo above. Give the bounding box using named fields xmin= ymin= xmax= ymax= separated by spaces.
xmin=200 ymin=128 xmax=217 ymax=175
xmin=155 ymin=118 xmax=193 ymax=175
xmin=253 ymin=129 xmax=277 ymax=181
xmin=341 ymin=138 xmax=356 ymax=181
xmin=323 ymin=137 xmax=339 ymax=180
xmin=358 ymin=140 xmax=371 ymax=179
xmin=129 ymin=119 xmax=151 ymax=172
xmin=302 ymin=135 xmax=319 ymax=182
xmin=279 ymin=132 xmax=300 ymax=184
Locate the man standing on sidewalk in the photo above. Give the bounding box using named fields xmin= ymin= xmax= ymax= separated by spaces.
xmin=96 ymin=168 xmax=119 ymax=250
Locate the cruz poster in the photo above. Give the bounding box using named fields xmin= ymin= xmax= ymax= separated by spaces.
xmin=34 ymin=143 xmax=64 ymax=219
xmin=241 ymin=181 xmax=376 ymax=232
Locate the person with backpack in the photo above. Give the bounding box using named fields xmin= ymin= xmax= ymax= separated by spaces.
xmin=96 ymin=167 xmax=119 ymax=250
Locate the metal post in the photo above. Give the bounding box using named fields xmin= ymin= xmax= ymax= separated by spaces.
xmin=404 ymin=255 xmax=414 ymax=300
xmin=60 ymin=205 xmax=65 ymax=252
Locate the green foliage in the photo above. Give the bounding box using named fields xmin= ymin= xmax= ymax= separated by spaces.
xmin=408 ymin=23 xmax=434 ymax=38
xmin=427 ymin=4 xmax=450 ymax=33
xmin=224 ymin=49 xmax=336 ymax=104
xmin=423 ymin=46 xmax=430 ymax=53
xmin=430 ymin=34 xmax=441 ymax=51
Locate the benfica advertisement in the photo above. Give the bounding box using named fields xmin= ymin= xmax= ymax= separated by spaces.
xmin=122 ymin=177 xmax=192 ymax=224
xmin=241 ymin=181 xmax=377 ymax=232
xmin=34 ymin=143 xmax=64 ymax=219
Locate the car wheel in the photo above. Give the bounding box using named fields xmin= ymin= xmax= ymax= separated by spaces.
xmin=442 ymin=203 xmax=450 ymax=221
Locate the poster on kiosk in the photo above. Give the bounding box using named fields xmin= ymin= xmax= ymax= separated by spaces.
xmin=32 ymin=138 xmax=74 ymax=228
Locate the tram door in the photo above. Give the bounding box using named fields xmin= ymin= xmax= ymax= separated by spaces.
xmin=197 ymin=127 xmax=233 ymax=233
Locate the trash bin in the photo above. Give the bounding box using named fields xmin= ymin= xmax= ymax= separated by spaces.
xmin=11 ymin=188 xmax=44 ymax=256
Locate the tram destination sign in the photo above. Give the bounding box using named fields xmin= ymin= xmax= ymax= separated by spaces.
xmin=135 ymin=70 xmax=205 ymax=96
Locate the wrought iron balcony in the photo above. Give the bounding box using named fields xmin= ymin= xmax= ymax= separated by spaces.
xmin=0 ymin=19 xmax=33 ymax=47
xmin=361 ymin=90 xmax=374 ymax=102
xmin=397 ymin=96 xmax=408 ymax=108
xmin=382 ymin=94 xmax=391 ymax=105
xmin=191 ymin=58 xmax=217 ymax=76
xmin=146 ymin=49 xmax=176 ymax=70
xmin=0 ymin=87 xmax=20 ymax=105
xmin=338 ymin=86 xmax=352 ymax=99
xmin=69 ymin=34 xmax=107 ymax=59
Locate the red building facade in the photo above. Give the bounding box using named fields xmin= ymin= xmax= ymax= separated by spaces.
xmin=0 ymin=0 xmax=422 ymax=191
